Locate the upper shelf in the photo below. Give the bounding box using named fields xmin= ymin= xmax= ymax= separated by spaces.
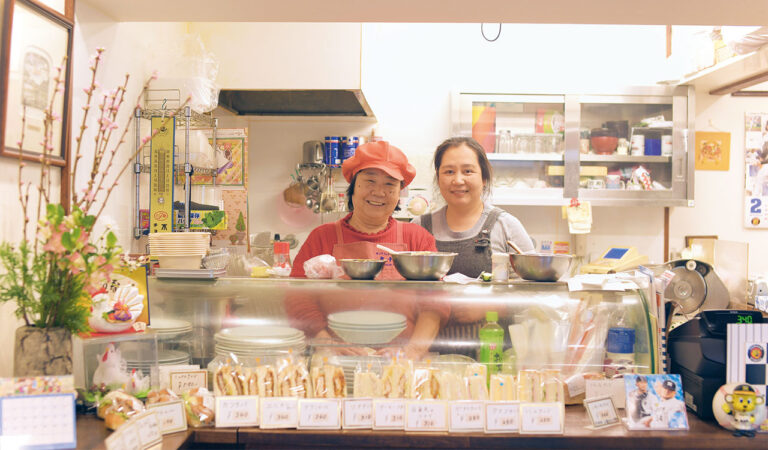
xmin=678 ymin=43 xmax=768 ymax=95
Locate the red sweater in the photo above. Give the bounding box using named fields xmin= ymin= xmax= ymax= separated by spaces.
xmin=285 ymin=214 xmax=449 ymax=339
xmin=289 ymin=214 xmax=437 ymax=277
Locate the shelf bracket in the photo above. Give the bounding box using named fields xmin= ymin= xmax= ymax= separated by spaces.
xmin=709 ymin=69 xmax=768 ymax=95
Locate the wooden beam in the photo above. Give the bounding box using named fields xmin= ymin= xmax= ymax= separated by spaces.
xmin=731 ymin=91 xmax=768 ymax=97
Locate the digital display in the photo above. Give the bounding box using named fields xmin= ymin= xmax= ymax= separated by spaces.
xmin=604 ymin=248 xmax=629 ymax=259
xmin=737 ymin=315 xmax=753 ymax=324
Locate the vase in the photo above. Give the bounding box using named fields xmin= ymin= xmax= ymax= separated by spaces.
xmin=13 ymin=326 xmax=73 ymax=376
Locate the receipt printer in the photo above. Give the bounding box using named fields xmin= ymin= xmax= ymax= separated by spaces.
xmin=668 ymin=310 xmax=763 ymax=419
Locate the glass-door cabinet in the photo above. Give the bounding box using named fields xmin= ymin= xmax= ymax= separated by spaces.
xmin=451 ymin=86 xmax=694 ymax=207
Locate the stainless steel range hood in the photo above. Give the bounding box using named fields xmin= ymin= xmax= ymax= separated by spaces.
xmin=217 ymin=89 xmax=375 ymax=117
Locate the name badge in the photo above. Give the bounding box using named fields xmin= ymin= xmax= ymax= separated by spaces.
xmin=372 ymin=399 xmax=405 ymax=430
xmin=215 ymin=396 xmax=259 ymax=428
xmin=448 ymin=401 xmax=484 ymax=432
xmin=404 ymin=400 xmax=448 ymax=432
xmin=146 ymin=399 xmax=188 ymax=434
xmin=259 ymin=397 xmax=299 ymax=429
xmin=519 ymin=403 xmax=564 ymax=434
xmin=169 ymin=370 xmax=207 ymax=394
xmin=484 ymin=401 xmax=520 ymax=433
xmin=342 ymin=398 xmax=373 ymax=429
xmin=298 ymin=399 xmax=341 ymax=430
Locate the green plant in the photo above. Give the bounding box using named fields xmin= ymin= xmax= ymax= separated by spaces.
xmin=0 ymin=48 xmax=186 ymax=334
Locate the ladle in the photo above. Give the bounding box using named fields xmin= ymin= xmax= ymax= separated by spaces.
xmin=376 ymin=244 xmax=406 ymax=255
xmin=507 ymin=240 xmax=525 ymax=254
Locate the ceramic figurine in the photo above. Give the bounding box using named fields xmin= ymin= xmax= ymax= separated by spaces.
xmin=713 ymin=383 xmax=766 ymax=437
xmin=92 ymin=344 xmax=130 ymax=389
xmin=88 ymin=285 xmax=144 ymax=333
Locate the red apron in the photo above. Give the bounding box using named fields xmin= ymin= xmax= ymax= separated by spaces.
xmin=332 ymin=219 xmax=407 ymax=280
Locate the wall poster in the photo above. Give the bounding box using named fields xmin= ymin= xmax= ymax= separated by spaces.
xmin=744 ymin=113 xmax=768 ymax=228
xmin=191 ymin=128 xmax=248 ymax=186
xmin=694 ymin=131 xmax=730 ymax=171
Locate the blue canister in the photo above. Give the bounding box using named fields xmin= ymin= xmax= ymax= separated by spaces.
xmin=324 ymin=136 xmax=332 ymax=165
xmin=606 ymin=327 xmax=635 ymax=354
xmin=330 ymin=136 xmax=340 ymax=165
xmin=645 ymin=138 xmax=661 ymax=156
xmin=341 ymin=136 xmax=358 ymax=161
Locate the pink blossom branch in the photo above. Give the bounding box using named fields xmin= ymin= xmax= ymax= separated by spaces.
xmin=71 ymin=48 xmax=103 ymax=206
xmin=17 ymin=106 xmax=29 ymax=244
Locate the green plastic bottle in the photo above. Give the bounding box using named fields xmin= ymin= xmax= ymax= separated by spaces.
xmin=478 ymin=311 xmax=505 ymax=381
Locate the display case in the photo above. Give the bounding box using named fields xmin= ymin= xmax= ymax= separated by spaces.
xmin=451 ymin=86 xmax=694 ymax=207
xmin=146 ymin=277 xmax=657 ymax=401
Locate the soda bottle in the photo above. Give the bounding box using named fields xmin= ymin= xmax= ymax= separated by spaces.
xmin=478 ymin=311 xmax=504 ymax=381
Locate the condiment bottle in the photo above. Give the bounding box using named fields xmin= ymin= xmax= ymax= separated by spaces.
xmin=272 ymin=240 xmax=291 ymax=277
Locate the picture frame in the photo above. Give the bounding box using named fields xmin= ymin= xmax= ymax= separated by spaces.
xmin=583 ymin=396 xmax=621 ymax=429
xmin=0 ymin=0 xmax=73 ymax=173
xmin=624 ymin=374 xmax=689 ymax=431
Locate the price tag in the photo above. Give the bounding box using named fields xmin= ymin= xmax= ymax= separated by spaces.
xmin=372 ymin=399 xmax=406 ymax=430
xmin=120 ymin=427 xmax=141 ymax=450
xmin=215 ymin=396 xmax=259 ymax=428
xmin=259 ymin=397 xmax=299 ymax=429
xmin=169 ymin=370 xmax=207 ymax=394
xmin=132 ymin=410 xmax=163 ymax=448
xmin=105 ymin=428 xmax=129 ymax=450
xmin=342 ymin=398 xmax=373 ymax=429
xmin=586 ymin=379 xmax=626 ymax=409
xmin=519 ymin=403 xmax=564 ymax=434
xmin=484 ymin=401 xmax=520 ymax=433
xmin=0 ymin=393 xmax=76 ymax=449
xmin=404 ymin=400 xmax=448 ymax=431
xmin=146 ymin=399 xmax=188 ymax=434
xmin=298 ymin=399 xmax=341 ymax=430
xmin=583 ymin=396 xmax=621 ymax=429
xmin=449 ymin=401 xmax=484 ymax=432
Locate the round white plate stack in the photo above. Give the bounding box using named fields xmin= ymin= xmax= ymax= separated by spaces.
xmin=327 ymin=311 xmax=407 ymax=345
xmin=148 ymin=318 xmax=193 ymax=339
xmin=149 ymin=232 xmax=210 ymax=269
xmin=124 ymin=349 xmax=191 ymax=373
xmin=214 ymin=325 xmax=306 ymax=359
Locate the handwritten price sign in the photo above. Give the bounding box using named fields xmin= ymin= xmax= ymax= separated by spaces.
xmin=169 ymin=370 xmax=207 ymax=394
xmin=259 ymin=397 xmax=298 ymax=429
xmin=146 ymin=400 xmax=188 ymax=434
xmin=373 ymin=399 xmax=406 ymax=430
xmin=342 ymin=398 xmax=373 ymax=429
xmin=519 ymin=403 xmax=564 ymax=434
xmin=215 ymin=396 xmax=259 ymax=428
xmin=298 ymin=399 xmax=341 ymax=429
xmin=449 ymin=401 xmax=484 ymax=432
xmin=484 ymin=402 xmax=520 ymax=433
xmin=404 ymin=401 xmax=448 ymax=431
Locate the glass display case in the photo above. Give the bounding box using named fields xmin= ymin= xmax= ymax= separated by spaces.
xmin=451 ymin=86 xmax=694 ymax=206
xmin=146 ymin=277 xmax=657 ymax=402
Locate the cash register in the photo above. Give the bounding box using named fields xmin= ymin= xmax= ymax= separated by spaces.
xmin=668 ymin=309 xmax=763 ymax=419
xmin=580 ymin=247 xmax=648 ymax=274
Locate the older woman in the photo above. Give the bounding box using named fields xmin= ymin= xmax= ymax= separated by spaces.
xmin=287 ymin=141 xmax=449 ymax=359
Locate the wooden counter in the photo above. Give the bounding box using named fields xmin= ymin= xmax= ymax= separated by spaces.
xmin=76 ymin=406 xmax=767 ymax=449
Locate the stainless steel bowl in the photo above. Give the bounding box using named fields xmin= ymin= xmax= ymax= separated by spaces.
xmin=509 ymin=253 xmax=572 ymax=282
xmin=391 ymin=252 xmax=457 ymax=280
xmin=340 ymin=259 xmax=386 ymax=280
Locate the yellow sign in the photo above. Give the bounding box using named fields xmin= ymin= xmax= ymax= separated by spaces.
xmin=695 ymin=131 xmax=730 ymax=171
xmin=150 ymin=117 xmax=175 ymax=232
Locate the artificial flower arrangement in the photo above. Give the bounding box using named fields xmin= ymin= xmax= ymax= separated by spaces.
xmin=0 ymin=48 xmax=186 ymax=347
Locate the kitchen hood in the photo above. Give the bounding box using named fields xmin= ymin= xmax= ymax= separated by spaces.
xmin=217 ymin=89 xmax=375 ymax=117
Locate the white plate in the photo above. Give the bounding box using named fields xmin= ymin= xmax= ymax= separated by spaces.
xmin=216 ymin=326 xmax=304 ymax=340
xmin=328 ymin=325 xmax=406 ymax=345
xmin=327 ymin=311 xmax=407 ymax=327
xmin=149 ymin=318 xmax=192 ymax=331
xmin=327 ymin=322 xmax=406 ymax=330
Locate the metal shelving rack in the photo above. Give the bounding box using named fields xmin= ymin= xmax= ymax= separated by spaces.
xmin=133 ymin=91 xmax=218 ymax=238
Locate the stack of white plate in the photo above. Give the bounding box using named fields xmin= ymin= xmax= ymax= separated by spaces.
xmin=149 ymin=232 xmax=210 ymax=270
xmin=148 ymin=318 xmax=193 ymax=339
xmin=327 ymin=311 xmax=407 ymax=345
xmin=214 ymin=326 xmax=306 ymax=359
xmin=124 ymin=349 xmax=191 ymax=372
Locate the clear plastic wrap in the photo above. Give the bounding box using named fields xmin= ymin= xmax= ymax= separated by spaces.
xmin=310 ymin=358 xmax=346 ymax=398
xmin=152 ymin=34 xmax=219 ymax=113
xmin=410 ymin=365 xmax=440 ymax=400
xmin=146 ymin=388 xmax=178 ymax=404
xmin=182 ymin=387 xmax=215 ymax=427
xmin=381 ymin=358 xmax=412 ymax=399
xmin=353 ymin=363 xmax=383 ymax=398
xmin=304 ymin=254 xmax=344 ymax=279
xmin=464 ymin=363 xmax=489 ymax=401
xmin=489 ymin=374 xmax=517 ymax=401
xmin=276 ymin=354 xmax=311 ymax=398
xmin=97 ymin=390 xmax=145 ymax=430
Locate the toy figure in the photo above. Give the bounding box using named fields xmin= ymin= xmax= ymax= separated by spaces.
xmin=722 ymin=384 xmax=765 ymax=437
xmin=92 ymin=343 xmax=129 ymax=389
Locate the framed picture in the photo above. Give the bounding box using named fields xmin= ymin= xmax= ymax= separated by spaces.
xmin=1 ymin=0 xmax=73 ymax=169
xmin=624 ymin=374 xmax=689 ymax=431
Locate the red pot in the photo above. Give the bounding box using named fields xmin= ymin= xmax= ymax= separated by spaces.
xmin=590 ymin=128 xmax=618 ymax=154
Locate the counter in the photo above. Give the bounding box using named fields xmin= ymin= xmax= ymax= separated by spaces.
xmin=76 ymin=406 xmax=766 ymax=449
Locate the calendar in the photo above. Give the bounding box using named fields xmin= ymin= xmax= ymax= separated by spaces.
xmin=0 ymin=393 xmax=76 ymax=449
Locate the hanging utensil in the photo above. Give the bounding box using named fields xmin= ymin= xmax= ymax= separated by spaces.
xmin=376 ymin=244 xmax=406 ymax=255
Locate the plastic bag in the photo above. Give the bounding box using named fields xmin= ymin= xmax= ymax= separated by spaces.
xmin=97 ymin=390 xmax=145 ymax=430
xmin=151 ymin=34 xmax=219 ymax=113
xmin=353 ymin=363 xmax=383 ymax=398
xmin=310 ymin=357 xmax=346 ymax=398
xmin=411 ymin=366 xmax=440 ymax=400
xmin=182 ymin=387 xmax=215 ymax=427
xmin=276 ymin=354 xmax=311 ymax=398
xmin=146 ymin=388 xmax=178 ymax=404
xmin=464 ymin=363 xmax=489 ymax=400
xmin=228 ymin=253 xmax=270 ymax=277
xmin=381 ymin=358 xmax=412 ymax=399
xmin=490 ymin=373 xmax=517 ymax=401
xmin=304 ymin=254 xmax=344 ymax=279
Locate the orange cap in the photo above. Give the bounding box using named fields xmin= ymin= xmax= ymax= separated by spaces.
xmin=341 ymin=141 xmax=416 ymax=187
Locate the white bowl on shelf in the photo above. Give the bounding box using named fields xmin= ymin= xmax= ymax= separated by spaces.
xmin=328 ymin=324 xmax=406 ymax=345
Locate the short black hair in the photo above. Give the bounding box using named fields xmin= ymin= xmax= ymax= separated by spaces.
xmin=346 ymin=172 xmax=402 ymax=212
xmin=433 ymin=137 xmax=493 ymax=198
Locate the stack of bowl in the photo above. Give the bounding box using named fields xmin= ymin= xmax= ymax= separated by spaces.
xmin=148 ymin=318 xmax=193 ymax=338
xmin=149 ymin=232 xmax=210 ymax=269
xmin=327 ymin=311 xmax=407 ymax=345
xmin=214 ymin=325 xmax=306 ymax=359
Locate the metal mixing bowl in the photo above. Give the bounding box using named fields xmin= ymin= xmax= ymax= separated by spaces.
xmin=340 ymin=259 xmax=386 ymax=280
xmin=509 ymin=253 xmax=572 ymax=282
xmin=391 ymin=252 xmax=457 ymax=280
